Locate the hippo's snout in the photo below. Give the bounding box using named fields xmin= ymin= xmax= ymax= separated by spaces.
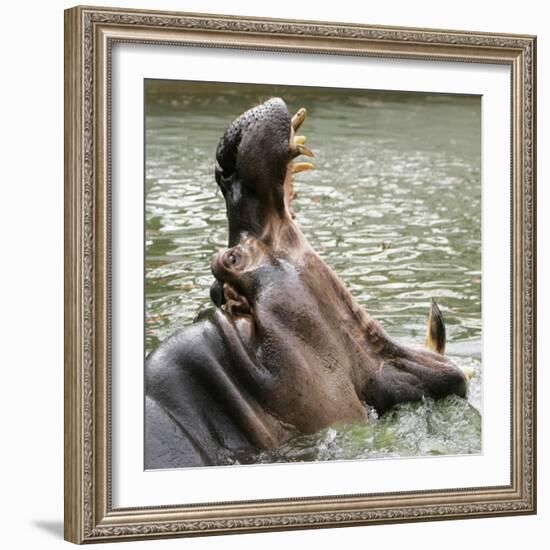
xmin=215 ymin=97 xmax=291 ymax=193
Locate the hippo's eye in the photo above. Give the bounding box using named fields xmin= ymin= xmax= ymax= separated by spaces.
xmin=224 ymin=250 xmax=242 ymax=268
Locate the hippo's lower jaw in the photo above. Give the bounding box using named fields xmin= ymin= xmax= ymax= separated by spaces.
xmin=145 ymin=98 xmax=469 ymax=469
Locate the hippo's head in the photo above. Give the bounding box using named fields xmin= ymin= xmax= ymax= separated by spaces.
xmin=208 ymin=98 xmax=468 ymax=429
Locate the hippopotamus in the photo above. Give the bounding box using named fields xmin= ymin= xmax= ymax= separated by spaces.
xmin=145 ymin=98 xmax=468 ymax=469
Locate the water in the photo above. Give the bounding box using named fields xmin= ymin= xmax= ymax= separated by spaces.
xmin=145 ymin=80 xmax=482 ymax=462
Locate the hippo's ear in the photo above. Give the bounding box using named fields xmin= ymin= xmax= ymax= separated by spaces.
xmin=425 ymin=298 xmax=446 ymax=355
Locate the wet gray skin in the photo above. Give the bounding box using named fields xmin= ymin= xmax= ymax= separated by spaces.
xmin=145 ymin=97 xmax=471 ymax=468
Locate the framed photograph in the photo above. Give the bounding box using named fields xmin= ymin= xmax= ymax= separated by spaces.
xmin=64 ymin=5 xmax=537 ymax=544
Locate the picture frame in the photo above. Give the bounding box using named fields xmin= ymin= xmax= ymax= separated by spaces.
xmin=64 ymin=5 xmax=537 ymax=544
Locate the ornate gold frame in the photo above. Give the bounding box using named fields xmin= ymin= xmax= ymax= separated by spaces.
xmin=64 ymin=5 xmax=537 ymax=544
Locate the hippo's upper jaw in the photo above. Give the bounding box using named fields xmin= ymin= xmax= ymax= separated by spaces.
xmin=214 ymin=97 xmax=314 ymax=248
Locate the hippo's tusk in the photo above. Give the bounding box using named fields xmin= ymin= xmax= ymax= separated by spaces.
xmin=292 ymin=162 xmax=315 ymax=174
xmin=291 ymin=108 xmax=307 ymax=131
xmin=291 ymin=144 xmax=315 ymax=158
xmin=425 ymin=298 xmax=446 ymax=355
xmin=294 ymin=135 xmax=307 ymax=145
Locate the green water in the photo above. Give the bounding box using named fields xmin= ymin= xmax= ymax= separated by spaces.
xmin=145 ymin=80 xmax=482 ymax=461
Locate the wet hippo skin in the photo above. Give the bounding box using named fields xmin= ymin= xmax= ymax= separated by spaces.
xmin=145 ymin=98 xmax=467 ymax=469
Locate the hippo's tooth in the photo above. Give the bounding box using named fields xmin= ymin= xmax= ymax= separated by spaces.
xmin=291 ymin=108 xmax=307 ymax=130
xmin=293 ymin=162 xmax=314 ymax=174
xmin=290 ymin=144 xmax=315 ymax=159
xmin=295 ymin=144 xmax=315 ymax=158
xmin=294 ymin=135 xmax=307 ymax=145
